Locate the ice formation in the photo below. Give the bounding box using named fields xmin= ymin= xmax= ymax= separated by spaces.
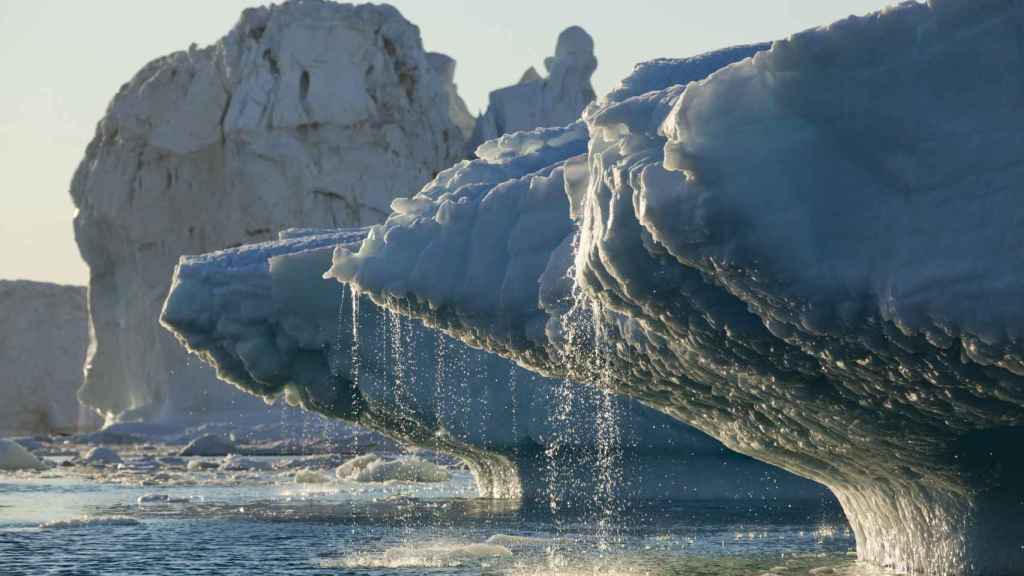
xmin=70 ymin=1 xmax=468 ymax=423
xmin=162 ymin=224 xmax=821 ymax=501
xmin=317 ymin=2 xmax=1024 ymax=573
xmin=469 ymin=26 xmax=598 ymax=151
xmin=0 ymin=439 xmax=49 ymax=471
xmin=0 ymin=281 xmax=97 ymax=435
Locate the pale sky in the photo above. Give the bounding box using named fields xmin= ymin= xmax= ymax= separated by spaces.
xmin=0 ymin=0 xmax=896 ymax=286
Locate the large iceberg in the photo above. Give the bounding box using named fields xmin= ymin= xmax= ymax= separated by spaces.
xmin=312 ymin=2 xmax=1024 ymax=574
xmin=0 ymin=281 xmax=98 ymax=435
xmin=70 ymin=1 xmax=468 ymax=423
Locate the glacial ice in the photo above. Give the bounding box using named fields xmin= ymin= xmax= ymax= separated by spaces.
xmin=0 ymin=439 xmax=49 ymax=471
xmin=317 ymin=1 xmax=1024 ymax=574
xmin=0 ymin=281 xmax=97 ymax=435
xmin=70 ymin=0 xmax=468 ymax=424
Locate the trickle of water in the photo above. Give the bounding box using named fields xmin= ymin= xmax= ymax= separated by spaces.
xmin=350 ymin=285 xmax=362 ymax=394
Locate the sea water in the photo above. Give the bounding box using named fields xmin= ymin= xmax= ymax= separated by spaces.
xmin=0 ymin=450 xmax=865 ymax=576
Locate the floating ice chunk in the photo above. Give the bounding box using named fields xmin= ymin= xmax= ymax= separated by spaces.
xmin=484 ymin=534 xmax=550 ymax=547
xmin=335 ymin=454 xmax=449 ymax=483
xmin=81 ymin=447 xmax=122 ymax=466
xmin=137 ymin=494 xmax=190 ymax=504
xmin=179 ymin=434 xmax=237 ymax=457
xmin=186 ymin=459 xmax=219 ymax=472
xmin=323 ymin=540 xmax=512 ymax=569
xmin=40 ymin=517 xmax=142 ymax=530
xmin=219 ymin=454 xmax=272 ymax=471
xmin=293 ymin=468 xmax=332 ymax=484
xmin=0 ymin=439 xmax=49 ymax=471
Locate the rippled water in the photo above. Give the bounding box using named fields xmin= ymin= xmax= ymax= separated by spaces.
xmin=0 ymin=455 xmax=861 ymax=576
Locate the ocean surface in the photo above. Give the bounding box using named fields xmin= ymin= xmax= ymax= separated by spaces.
xmin=0 ymin=451 xmax=866 ymax=576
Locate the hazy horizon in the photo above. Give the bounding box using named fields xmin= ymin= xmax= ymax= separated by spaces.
xmin=0 ymin=0 xmax=896 ymax=286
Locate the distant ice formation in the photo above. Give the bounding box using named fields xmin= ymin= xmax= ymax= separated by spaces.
xmin=159 ymin=43 xmax=823 ymax=504
xmin=0 ymin=281 xmax=97 ymax=435
xmin=0 ymin=439 xmax=49 ymax=471
xmin=469 ymin=26 xmax=598 ymax=152
xmin=70 ymin=1 xmax=467 ymax=424
xmin=314 ymin=2 xmax=1024 ymax=573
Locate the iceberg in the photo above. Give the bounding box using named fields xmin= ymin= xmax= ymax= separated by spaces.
xmin=0 ymin=280 xmax=97 ymax=435
xmin=312 ymin=2 xmax=1024 ymax=573
xmin=70 ymin=1 xmax=468 ymax=424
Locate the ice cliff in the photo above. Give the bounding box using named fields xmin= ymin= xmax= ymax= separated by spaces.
xmin=469 ymin=26 xmax=598 ymax=152
xmin=70 ymin=1 xmax=467 ymax=423
xmin=0 ymin=281 xmax=97 ymax=435
xmin=311 ymin=2 xmax=1024 ymax=574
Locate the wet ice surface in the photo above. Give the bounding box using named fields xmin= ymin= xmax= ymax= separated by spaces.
xmin=0 ymin=445 xmax=867 ymax=576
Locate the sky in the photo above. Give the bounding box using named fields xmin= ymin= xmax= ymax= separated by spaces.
xmin=0 ymin=0 xmax=897 ymax=286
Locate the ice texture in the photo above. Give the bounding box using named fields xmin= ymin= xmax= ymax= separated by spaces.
xmin=318 ymin=2 xmax=1024 ymax=573
xmin=0 ymin=281 xmax=98 ymax=435
xmin=163 ymin=225 xmax=823 ymax=501
xmin=70 ymin=1 xmax=468 ymax=424
xmin=469 ymin=27 xmax=598 ymax=152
